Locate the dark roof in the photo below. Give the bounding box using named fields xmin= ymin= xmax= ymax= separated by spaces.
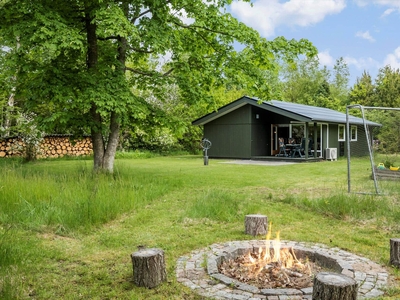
xmin=192 ymin=96 xmax=381 ymax=126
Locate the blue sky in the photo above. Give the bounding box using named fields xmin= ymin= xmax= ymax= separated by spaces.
xmin=227 ymin=0 xmax=400 ymax=87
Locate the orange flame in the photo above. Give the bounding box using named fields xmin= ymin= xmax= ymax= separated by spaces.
xmin=246 ymin=222 xmax=310 ymax=276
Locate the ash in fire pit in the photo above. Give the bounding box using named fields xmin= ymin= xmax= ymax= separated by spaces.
xmin=176 ymin=240 xmax=389 ymax=299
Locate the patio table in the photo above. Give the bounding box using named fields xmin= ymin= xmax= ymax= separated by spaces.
xmin=285 ymin=144 xmax=299 ymax=156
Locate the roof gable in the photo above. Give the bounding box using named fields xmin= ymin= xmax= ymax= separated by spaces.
xmin=192 ymin=96 xmax=380 ymax=126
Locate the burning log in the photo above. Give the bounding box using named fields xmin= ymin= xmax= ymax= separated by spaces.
xmin=312 ymin=272 xmax=358 ymax=300
xmin=390 ymin=238 xmax=400 ymax=267
xmin=131 ymin=248 xmax=167 ymax=288
xmin=245 ymin=214 xmax=268 ymax=236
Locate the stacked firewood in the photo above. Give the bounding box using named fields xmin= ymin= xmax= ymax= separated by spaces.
xmin=0 ymin=136 xmax=93 ymax=158
xmin=0 ymin=138 xmax=24 ymax=157
xmin=39 ymin=136 xmax=93 ymax=158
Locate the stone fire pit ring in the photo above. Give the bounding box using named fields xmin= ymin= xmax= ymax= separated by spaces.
xmin=176 ymin=240 xmax=389 ymax=299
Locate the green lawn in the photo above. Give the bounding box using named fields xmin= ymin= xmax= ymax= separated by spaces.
xmin=1 ymin=155 xmax=400 ymax=299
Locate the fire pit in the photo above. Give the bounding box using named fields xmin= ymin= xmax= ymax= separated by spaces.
xmin=176 ymin=239 xmax=389 ymax=299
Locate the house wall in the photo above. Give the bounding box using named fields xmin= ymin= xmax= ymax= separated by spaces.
xmin=204 ymin=105 xmax=252 ymax=158
xmin=349 ymin=125 xmax=372 ymax=157
xmin=326 ymin=124 xmax=371 ymax=158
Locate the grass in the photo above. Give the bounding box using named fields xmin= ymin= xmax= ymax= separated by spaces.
xmin=1 ymin=155 xmax=400 ymax=299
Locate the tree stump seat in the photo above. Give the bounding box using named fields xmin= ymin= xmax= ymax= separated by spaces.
xmin=312 ymin=272 xmax=358 ymax=300
xmin=131 ymin=248 xmax=167 ymax=288
xmin=245 ymin=214 xmax=268 ymax=236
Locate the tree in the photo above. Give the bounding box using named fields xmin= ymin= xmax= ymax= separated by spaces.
xmin=374 ymin=66 xmax=400 ymax=108
xmin=348 ymin=71 xmax=375 ymax=106
xmin=281 ymin=57 xmax=349 ymax=111
xmin=349 ymin=66 xmax=400 ymax=154
xmin=330 ymin=57 xmax=349 ymax=109
xmin=1 ymin=0 xmax=316 ymax=172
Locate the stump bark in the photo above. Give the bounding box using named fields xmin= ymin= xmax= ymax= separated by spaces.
xmin=312 ymin=272 xmax=358 ymax=300
xmin=245 ymin=214 xmax=268 ymax=236
xmin=131 ymin=248 xmax=167 ymax=288
xmin=390 ymin=238 xmax=400 ymax=267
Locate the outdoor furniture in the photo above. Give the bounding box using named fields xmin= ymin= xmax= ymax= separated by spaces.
xmin=291 ymin=138 xmax=312 ymax=158
xmin=276 ymin=138 xmax=289 ymax=157
xmin=285 ymin=142 xmax=299 ymax=157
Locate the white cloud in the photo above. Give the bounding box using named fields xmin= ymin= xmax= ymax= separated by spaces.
xmin=230 ymin=0 xmax=346 ymax=37
xmin=318 ymin=50 xmax=335 ymax=67
xmin=343 ymin=56 xmax=380 ymax=70
xmin=355 ymin=30 xmax=376 ymax=42
xmin=383 ymin=47 xmax=400 ymax=69
xmin=381 ymin=8 xmax=396 ymax=17
xmin=354 ymin=0 xmax=400 ymax=10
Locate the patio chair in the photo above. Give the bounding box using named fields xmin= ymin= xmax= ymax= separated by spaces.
xmin=292 ymin=138 xmax=312 ymax=158
xmin=276 ymin=138 xmax=288 ymax=157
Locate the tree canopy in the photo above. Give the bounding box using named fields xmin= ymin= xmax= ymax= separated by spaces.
xmin=1 ymin=0 xmax=317 ymax=171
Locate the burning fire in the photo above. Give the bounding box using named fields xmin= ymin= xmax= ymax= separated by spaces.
xmin=245 ymin=223 xmax=312 ymax=278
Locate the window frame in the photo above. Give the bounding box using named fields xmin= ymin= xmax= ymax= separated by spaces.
xmin=338 ymin=124 xmax=345 ymax=141
xmin=350 ymin=125 xmax=357 ymax=141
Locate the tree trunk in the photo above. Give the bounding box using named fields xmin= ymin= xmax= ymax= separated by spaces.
xmin=84 ymin=3 xmax=125 ymax=173
xmin=312 ymin=272 xmax=358 ymax=300
xmin=245 ymin=214 xmax=268 ymax=236
xmin=131 ymin=248 xmax=167 ymax=288
xmin=390 ymin=238 xmax=400 ymax=267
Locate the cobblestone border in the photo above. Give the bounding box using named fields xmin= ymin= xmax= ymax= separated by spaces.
xmin=176 ymin=240 xmax=389 ymax=300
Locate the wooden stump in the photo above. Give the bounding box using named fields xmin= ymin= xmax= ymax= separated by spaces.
xmin=312 ymin=272 xmax=358 ymax=300
xmin=131 ymin=248 xmax=167 ymax=288
xmin=245 ymin=214 xmax=268 ymax=236
xmin=390 ymin=238 xmax=400 ymax=267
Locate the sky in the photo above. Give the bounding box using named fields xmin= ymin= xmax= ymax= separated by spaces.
xmin=227 ymin=0 xmax=400 ymax=87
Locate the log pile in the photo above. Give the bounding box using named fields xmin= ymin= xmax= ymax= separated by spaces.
xmin=39 ymin=136 xmax=93 ymax=158
xmin=0 ymin=137 xmax=24 ymax=157
xmin=0 ymin=135 xmax=93 ymax=158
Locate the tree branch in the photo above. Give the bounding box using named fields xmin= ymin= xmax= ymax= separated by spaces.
xmin=171 ymin=20 xmax=237 ymax=39
xmin=163 ymin=68 xmax=174 ymax=77
xmin=131 ymin=9 xmax=151 ymax=24
xmin=98 ymin=36 xmax=119 ymax=41
xmin=125 ymin=66 xmax=174 ymax=77
xmin=129 ymin=46 xmax=153 ymax=53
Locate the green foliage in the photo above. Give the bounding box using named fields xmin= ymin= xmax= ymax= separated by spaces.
xmin=349 ymin=71 xmax=375 ymax=106
xmin=350 ymin=66 xmax=400 ymax=154
xmin=0 ymin=0 xmax=317 ymax=171
xmin=280 ymin=56 xmax=349 ymax=111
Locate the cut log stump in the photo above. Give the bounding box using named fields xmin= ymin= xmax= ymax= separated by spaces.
xmin=312 ymin=272 xmax=358 ymax=300
xmin=131 ymin=248 xmax=167 ymax=288
xmin=390 ymin=238 xmax=400 ymax=267
xmin=245 ymin=214 xmax=268 ymax=236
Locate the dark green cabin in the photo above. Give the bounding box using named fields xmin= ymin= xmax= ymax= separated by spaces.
xmin=192 ymin=96 xmax=380 ymax=160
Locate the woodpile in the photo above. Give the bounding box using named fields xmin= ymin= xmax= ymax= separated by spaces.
xmin=39 ymin=136 xmax=93 ymax=158
xmin=0 ymin=137 xmax=24 ymax=157
xmin=0 ymin=135 xmax=93 ymax=158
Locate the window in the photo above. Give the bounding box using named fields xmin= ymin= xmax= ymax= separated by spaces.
xmin=351 ymin=126 xmax=357 ymax=141
xmin=338 ymin=124 xmax=345 ymax=141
